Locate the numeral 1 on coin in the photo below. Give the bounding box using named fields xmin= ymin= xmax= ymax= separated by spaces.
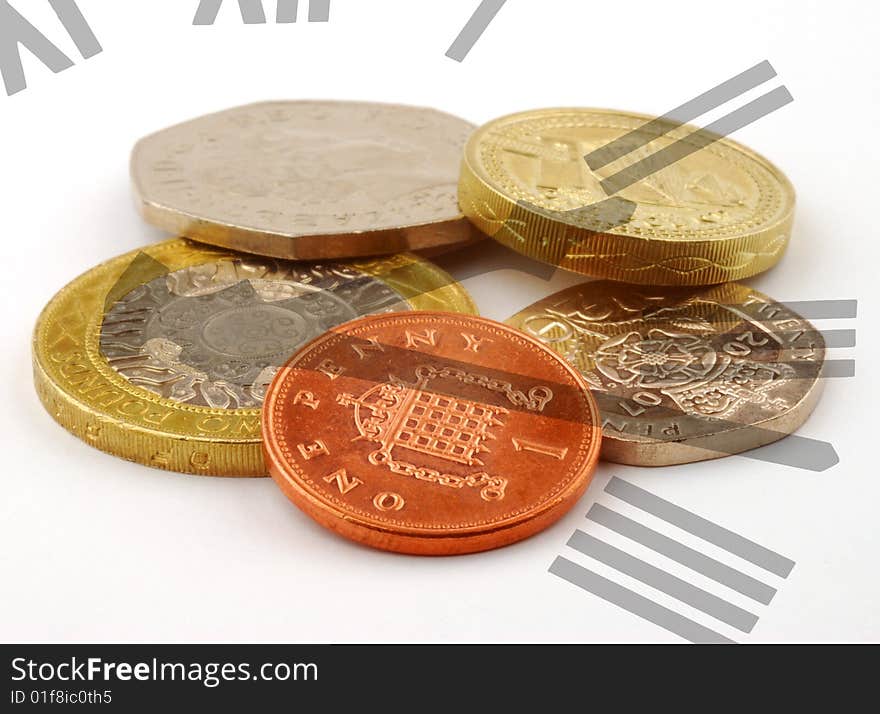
xmin=511 ymin=437 xmax=568 ymax=460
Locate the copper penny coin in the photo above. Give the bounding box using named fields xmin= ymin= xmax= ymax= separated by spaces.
xmin=262 ymin=312 xmax=602 ymax=555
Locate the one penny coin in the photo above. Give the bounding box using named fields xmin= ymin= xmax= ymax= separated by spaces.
xmin=262 ymin=312 xmax=602 ymax=555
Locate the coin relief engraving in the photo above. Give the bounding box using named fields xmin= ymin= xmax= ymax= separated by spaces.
xmin=298 ymin=440 xmax=330 ymax=460
xmin=479 ymin=112 xmax=785 ymax=240
xmin=460 ymin=108 xmax=796 ymax=284
xmin=35 ymin=239 xmax=476 ymax=477
xmin=324 ymin=469 xmax=363 ymax=495
xmin=132 ymin=101 xmax=479 ymax=258
xmin=293 ymin=390 xmax=320 ymax=409
xmin=100 ymin=258 xmax=410 ymax=409
xmin=262 ymin=313 xmax=602 ymax=555
xmin=507 ymin=281 xmax=825 ymax=466
xmin=338 ymin=370 xmax=510 ymax=502
xmin=527 ymin=290 xmax=802 ymax=420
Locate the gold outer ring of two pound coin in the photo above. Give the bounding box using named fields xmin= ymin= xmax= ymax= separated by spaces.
xmin=32 ymin=238 xmax=477 ymax=477
xmin=459 ymin=107 xmax=797 ymax=286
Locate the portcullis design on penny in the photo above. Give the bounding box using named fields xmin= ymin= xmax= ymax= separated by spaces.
xmin=262 ymin=312 xmax=602 ymax=555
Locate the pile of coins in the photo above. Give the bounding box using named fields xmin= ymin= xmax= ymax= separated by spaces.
xmin=33 ymin=101 xmax=823 ymax=555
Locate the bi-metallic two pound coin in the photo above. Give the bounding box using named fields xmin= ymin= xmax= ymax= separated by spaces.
xmin=33 ymin=239 xmax=476 ymax=477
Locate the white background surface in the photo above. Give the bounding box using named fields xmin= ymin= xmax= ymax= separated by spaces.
xmin=0 ymin=0 xmax=876 ymax=643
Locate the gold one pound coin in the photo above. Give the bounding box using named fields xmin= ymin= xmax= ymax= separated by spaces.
xmin=460 ymin=108 xmax=796 ymax=285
